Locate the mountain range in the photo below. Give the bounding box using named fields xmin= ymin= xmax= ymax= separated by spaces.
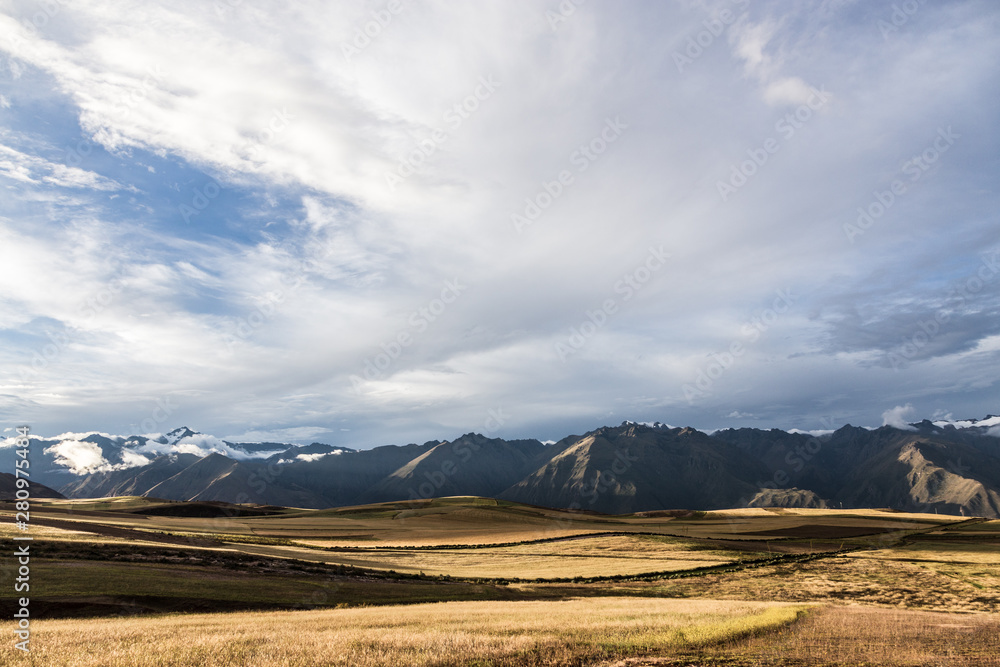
xmin=3 ymin=417 xmax=1000 ymax=517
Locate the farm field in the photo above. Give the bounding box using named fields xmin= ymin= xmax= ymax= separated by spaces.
xmin=1 ymin=496 xmax=997 ymax=665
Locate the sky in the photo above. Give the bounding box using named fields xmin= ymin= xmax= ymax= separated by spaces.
xmin=0 ymin=0 xmax=998 ymax=448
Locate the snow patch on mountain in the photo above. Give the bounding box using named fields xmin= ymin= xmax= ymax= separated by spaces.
xmin=932 ymin=415 xmax=1000 ymax=430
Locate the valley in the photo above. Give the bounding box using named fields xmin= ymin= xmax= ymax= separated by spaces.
xmin=1 ymin=496 xmax=997 ymax=665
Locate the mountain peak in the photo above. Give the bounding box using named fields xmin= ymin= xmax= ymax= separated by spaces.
xmin=161 ymin=426 xmax=199 ymax=445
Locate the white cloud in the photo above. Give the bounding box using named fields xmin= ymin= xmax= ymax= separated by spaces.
xmin=44 ymin=440 xmax=107 ymax=474
xmin=134 ymin=432 xmax=274 ymax=460
xmin=882 ymin=405 xmax=918 ymax=431
xmin=0 ymin=143 xmax=121 ymax=190
xmin=762 ymin=76 xmax=817 ymax=106
xmin=119 ymin=449 xmax=151 ymax=467
xmin=730 ymin=18 xmax=778 ymax=77
xmin=295 ymin=450 xmax=341 ymax=463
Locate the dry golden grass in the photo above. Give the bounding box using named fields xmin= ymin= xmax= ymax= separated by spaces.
xmin=0 ymin=522 xmax=131 ymax=544
xmin=608 ymin=606 xmax=1000 ymax=666
xmin=706 ymin=507 xmax=963 ymax=521
xmin=668 ymin=512 xmax=957 ymax=542
xmin=5 ymin=498 xmax=962 ymax=550
xmin=30 ymin=497 xmax=166 ymax=511
xmin=285 ymin=534 xmax=741 ymax=578
xmin=849 ymin=539 xmax=1000 ymax=605
xmin=604 ymin=552 xmax=1000 ymax=614
xmin=857 ymin=539 xmax=1000 ymax=564
xmin=0 ymin=598 xmax=807 ymax=667
xmin=696 ymin=605 xmax=1000 ymax=667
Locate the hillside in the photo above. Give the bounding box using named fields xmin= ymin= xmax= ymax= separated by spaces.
xmin=4 ymin=417 xmax=1000 ymax=517
xmin=0 ymin=472 xmax=65 ymax=500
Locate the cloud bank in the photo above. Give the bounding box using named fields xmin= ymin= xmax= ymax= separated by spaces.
xmin=0 ymin=1 xmax=997 ymax=446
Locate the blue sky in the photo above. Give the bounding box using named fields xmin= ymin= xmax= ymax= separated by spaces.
xmin=1 ymin=0 xmax=998 ymax=447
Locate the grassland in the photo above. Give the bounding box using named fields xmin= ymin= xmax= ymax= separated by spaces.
xmin=233 ymin=533 xmax=747 ymax=579
xmin=1 ymin=496 xmax=996 ymax=665
xmin=19 ymin=496 xmax=961 ymax=547
xmin=648 ymin=605 xmax=1000 ymax=667
xmin=0 ymin=598 xmax=809 ymax=667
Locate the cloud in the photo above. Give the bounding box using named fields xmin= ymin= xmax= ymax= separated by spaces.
xmin=295 ymin=451 xmax=342 ymax=463
xmin=44 ymin=440 xmax=107 ymax=474
xmin=134 ymin=432 xmax=284 ymax=460
xmin=0 ymin=1 xmax=997 ymax=444
xmin=119 ymin=449 xmax=152 ymax=467
xmin=730 ymin=18 xmax=778 ymax=77
xmin=762 ymin=76 xmax=817 ymax=106
xmin=882 ymin=404 xmax=918 ymax=431
xmin=0 ymin=143 xmax=121 ymax=190
xmin=223 ymin=426 xmax=332 ymax=443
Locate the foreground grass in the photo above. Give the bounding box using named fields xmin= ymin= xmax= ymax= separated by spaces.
xmin=0 ymin=598 xmax=807 ymax=667
xmin=678 ymin=605 xmax=1000 ymax=667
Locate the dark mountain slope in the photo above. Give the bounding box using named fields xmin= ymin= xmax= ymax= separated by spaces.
xmin=501 ymin=424 xmax=768 ymax=514
xmin=363 ymin=434 xmax=546 ymax=503
xmin=0 ymin=473 xmax=65 ymax=500
xmin=33 ymin=417 xmax=1000 ymax=518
